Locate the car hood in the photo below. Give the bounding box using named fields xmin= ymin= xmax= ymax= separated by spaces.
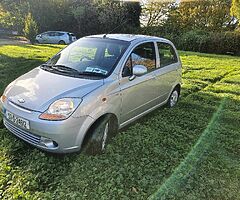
xmin=5 ymin=67 xmax=104 ymax=112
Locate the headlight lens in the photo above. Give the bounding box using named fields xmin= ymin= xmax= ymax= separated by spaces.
xmin=39 ymin=98 xmax=82 ymax=121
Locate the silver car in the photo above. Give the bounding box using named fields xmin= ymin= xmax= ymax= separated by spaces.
xmin=35 ymin=31 xmax=77 ymax=44
xmin=0 ymin=34 xmax=182 ymax=154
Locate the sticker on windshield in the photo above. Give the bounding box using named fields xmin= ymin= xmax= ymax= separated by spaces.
xmin=85 ymin=67 xmax=108 ymax=75
xmin=85 ymin=67 xmax=94 ymax=72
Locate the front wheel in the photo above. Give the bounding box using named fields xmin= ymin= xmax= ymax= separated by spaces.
xmin=82 ymin=115 xmax=118 ymax=155
xmin=167 ymin=87 xmax=180 ymax=108
xmin=58 ymin=40 xmax=66 ymax=45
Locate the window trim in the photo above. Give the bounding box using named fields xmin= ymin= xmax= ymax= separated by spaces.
xmin=121 ymin=41 xmax=157 ymax=78
xmin=156 ymin=41 xmax=178 ymax=69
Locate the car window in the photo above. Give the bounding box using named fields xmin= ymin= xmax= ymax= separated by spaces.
xmin=69 ymin=46 xmax=97 ymax=62
xmin=122 ymin=42 xmax=156 ymax=77
xmin=132 ymin=42 xmax=156 ymax=71
xmin=47 ymin=38 xmax=129 ymax=77
xmin=47 ymin=32 xmax=56 ymax=37
xmin=57 ymin=32 xmax=65 ymax=36
xmin=122 ymin=56 xmax=132 ymax=77
xmin=157 ymin=42 xmax=178 ymax=68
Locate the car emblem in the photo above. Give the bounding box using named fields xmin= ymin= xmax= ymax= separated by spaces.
xmin=18 ymin=98 xmax=25 ymax=103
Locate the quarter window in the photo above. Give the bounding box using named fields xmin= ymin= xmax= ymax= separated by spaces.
xmin=157 ymin=42 xmax=178 ymax=68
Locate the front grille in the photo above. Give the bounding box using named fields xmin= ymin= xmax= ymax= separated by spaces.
xmin=4 ymin=119 xmax=41 ymax=145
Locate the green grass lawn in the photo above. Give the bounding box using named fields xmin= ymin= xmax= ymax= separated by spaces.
xmin=0 ymin=45 xmax=239 ymax=199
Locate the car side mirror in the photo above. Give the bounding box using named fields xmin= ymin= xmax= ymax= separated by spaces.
xmin=133 ymin=64 xmax=147 ymax=76
xmin=129 ymin=65 xmax=148 ymax=81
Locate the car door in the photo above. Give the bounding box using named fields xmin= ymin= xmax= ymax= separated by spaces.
xmin=154 ymin=41 xmax=180 ymax=103
xmin=48 ymin=32 xmax=58 ymax=44
xmin=41 ymin=33 xmax=49 ymax=44
xmin=119 ymin=42 xmax=159 ymax=124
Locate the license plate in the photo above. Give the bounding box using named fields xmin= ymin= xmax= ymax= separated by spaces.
xmin=6 ymin=111 xmax=30 ymax=130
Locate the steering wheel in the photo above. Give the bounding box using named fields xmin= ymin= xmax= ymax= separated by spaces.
xmin=80 ymin=56 xmax=92 ymax=61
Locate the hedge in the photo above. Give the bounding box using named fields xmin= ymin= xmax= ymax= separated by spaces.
xmin=140 ymin=27 xmax=240 ymax=56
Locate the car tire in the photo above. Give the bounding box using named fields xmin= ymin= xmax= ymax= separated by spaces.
xmin=58 ymin=40 xmax=66 ymax=45
xmin=167 ymin=87 xmax=180 ymax=108
xmin=82 ymin=115 xmax=118 ymax=155
xmin=0 ymin=118 xmax=4 ymax=128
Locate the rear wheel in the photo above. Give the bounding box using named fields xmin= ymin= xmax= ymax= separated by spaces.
xmin=82 ymin=115 xmax=118 ymax=155
xmin=58 ymin=40 xmax=66 ymax=45
xmin=167 ymin=87 xmax=180 ymax=108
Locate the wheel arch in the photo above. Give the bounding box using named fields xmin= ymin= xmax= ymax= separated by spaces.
xmin=80 ymin=113 xmax=119 ymax=150
xmin=174 ymin=83 xmax=181 ymax=96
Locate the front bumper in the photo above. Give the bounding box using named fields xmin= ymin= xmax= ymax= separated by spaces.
xmin=0 ymin=100 xmax=94 ymax=153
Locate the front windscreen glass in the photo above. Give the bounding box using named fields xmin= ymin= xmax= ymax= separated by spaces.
xmin=45 ymin=38 xmax=129 ymax=78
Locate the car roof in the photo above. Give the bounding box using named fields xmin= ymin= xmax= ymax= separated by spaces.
xmin=44 ymin=31 xmax=68 ymax=34
xmin=86 ymin=34 xmax=170 ymax=43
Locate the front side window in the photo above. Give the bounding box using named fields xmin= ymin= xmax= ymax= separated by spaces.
xmin=44 ymin=38 xmax=129 ymax=78
xmin=122 ymin=42 xmax=156 ymax=77
xmin=157 ymin=42 xmax=178 ymax=68
xmin=48 ymin=32 xmax=56 ymax=37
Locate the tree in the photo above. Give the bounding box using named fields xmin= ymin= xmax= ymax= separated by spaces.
xmin=166 ymin=0 xmax=232 ymax=32
xmin=23 ymin=13 xmax=38 ymax=44
xmin=141 ymin=0 xmax=174 ymax=27
xmin=0 ymin=0 xmax=29 ymax=32
xmin=231 ymin=0 xmax=240 ymax=25
xmin=0 ymin=5 xmax=12 ymax=29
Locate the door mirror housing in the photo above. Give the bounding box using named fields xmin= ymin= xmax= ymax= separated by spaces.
xmin=132 ymin=65 xmax=148 ymax=76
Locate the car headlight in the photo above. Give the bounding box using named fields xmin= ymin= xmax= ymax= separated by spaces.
xmin=39 ymin=98 xmax=82 ymax=121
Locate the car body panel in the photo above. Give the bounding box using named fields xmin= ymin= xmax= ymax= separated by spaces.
xmin=4 ymin=67 xmax=104 ymax=112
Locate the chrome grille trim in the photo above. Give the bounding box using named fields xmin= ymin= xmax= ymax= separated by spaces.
xmin=4 ymin=119 xmax=41 ymax=145
xmin=8 ymin=101 xmax=33 ymax=113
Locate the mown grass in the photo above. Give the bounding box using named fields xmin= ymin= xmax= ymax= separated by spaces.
xmin=0 ymin=45 xmax=239 ymax=199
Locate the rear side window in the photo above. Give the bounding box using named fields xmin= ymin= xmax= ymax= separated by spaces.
xmin=157 ymin=42 xmax=178 ymax=68
xmin=57 ymin=32 xmax=65 ymax=36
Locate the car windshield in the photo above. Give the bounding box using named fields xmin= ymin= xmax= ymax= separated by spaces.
xmin=44 ymin=38 xmax=129 ymax=78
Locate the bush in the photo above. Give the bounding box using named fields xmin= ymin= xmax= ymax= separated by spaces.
xmin=140 ymin=27 xmax=240 ymax=56
xmin=23 ymin=13 xmax=38 ymax=44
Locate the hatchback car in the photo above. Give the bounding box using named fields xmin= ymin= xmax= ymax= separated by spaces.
xmin=0 ymin=34 xmax=182 ymax=154
xmin=35 ymin=31 xmax=77 ymax=44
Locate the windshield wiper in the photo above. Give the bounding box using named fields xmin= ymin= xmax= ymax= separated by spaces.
xmin=40 ymin=64 xmax=53 ymax=70
xmin=41 ymin=64 xmax=107 ymax=78
xmin=41 ymin=64 xmax=79 ymax=74
xmin=52 ymin=65 xmax=80 ymax=74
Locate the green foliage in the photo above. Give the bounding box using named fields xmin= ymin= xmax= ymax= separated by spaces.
xmin=171 ymin=0 xmax=232 ymax=32
xmin=141 ymin=1 xmax=171 ymax=27
xmin=141 ymin=27 xmax=240 ymax=56
xmin=0 ymin=0 xmax=141 ymax=37
xmin=0 ymin=45 xmax=240 ymax=199
xmin=0 ymin=0 xmax=29 ymax=32
xmin=23 ymin=13 xmax=38 ymax=44
xmin=231 ymin=0 xmax=240 ymax=22
xmin=177 ymin=31 xmax=240 ymax=55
